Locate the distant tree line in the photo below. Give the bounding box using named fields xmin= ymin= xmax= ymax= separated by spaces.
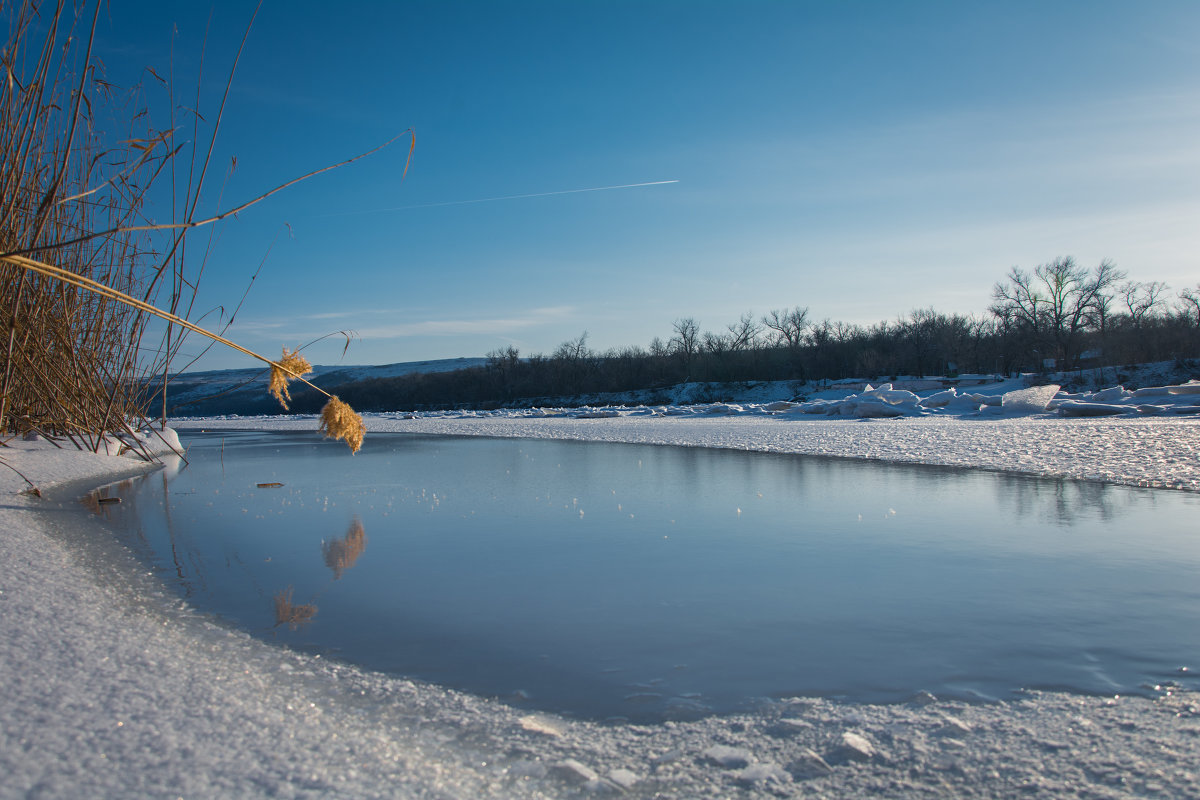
xmin=280 ymin=258 xmax=1199 ymax=413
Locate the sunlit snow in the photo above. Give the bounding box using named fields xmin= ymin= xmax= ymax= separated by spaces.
xmin=3 ymin=374 xmax=1199 ymax=798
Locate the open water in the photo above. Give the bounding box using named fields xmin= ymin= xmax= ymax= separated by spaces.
xmin=88 ymin=430 xmax=1200 ymax=720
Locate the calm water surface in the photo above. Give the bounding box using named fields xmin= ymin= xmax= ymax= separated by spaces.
xmin=92 ymin=430 xmax=1200 ymax=720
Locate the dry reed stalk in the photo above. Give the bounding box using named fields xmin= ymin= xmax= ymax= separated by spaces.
xmin=2 ymin=252 xmax=367 ymax=452
xmin=0 ymin=0 xmax=195 ymax=450
xmin=1 ymin=1 xmax=406 ymax=459
xmin=0 ymin=456 xmax=40 ymax=495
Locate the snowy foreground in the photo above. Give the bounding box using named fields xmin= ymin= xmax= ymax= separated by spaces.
xmin=4 ymin=387 xmax=1200 ymax=798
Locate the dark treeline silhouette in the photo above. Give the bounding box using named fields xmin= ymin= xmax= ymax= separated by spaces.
xmin=278 ymin=259 xmax=1200 ymax=414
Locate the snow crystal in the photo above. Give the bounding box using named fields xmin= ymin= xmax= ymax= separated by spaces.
xmin=786 ymin=748 xmax=834 ymax=779
xmin=831 ymin=731 xmax=876 ymax=762
xmin=702 ymin=744 xmax=754 ymax=768
xmin=735 ymin=762 xmax=791 ymax=786
xmin=547 ymin=759 xmax=600 ymax=784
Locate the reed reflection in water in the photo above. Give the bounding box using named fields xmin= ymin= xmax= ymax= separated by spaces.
xmin=323 ymin=517 xmax=367 ymax=579
xmin=271 ymin=516 xmax=369 ymax=629
xmin=273 ymin=587 xmax=318 ymax=630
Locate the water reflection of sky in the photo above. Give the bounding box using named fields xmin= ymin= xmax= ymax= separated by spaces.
xmin=88 ymin=431 xmax=1200 ymax=721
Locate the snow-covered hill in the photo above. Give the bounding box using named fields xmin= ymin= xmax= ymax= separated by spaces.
xmin=154 ymin=356 xmax=487 ymax=416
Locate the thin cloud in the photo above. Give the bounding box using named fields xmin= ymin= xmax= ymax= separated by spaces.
xmin=301 ymin=308 xmax=418 ymax=321
xmin=354 ymin=307 xmax=576 ymax=338
xmin=232 ymin=307 xmax=576 ymax=341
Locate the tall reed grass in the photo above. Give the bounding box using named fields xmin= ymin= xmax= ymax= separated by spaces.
xmin=0 ymin=1 xmax=160 ymax=454
xmin=0 ymin=1 xmax=407 ymax=457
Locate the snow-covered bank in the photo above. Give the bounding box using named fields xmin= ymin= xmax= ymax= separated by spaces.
xmin=3 ymin=416 xmax=1200 ymax=798
xmin=183 ymin=413 xmax=1200 ymax=493
xmin=0 ymin=442 xmax=536 ymax=798
xmin=177 ymin=375 xmax=1200 ymax=493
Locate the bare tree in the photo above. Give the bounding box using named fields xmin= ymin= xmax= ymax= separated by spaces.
xmin=902 ymin=308 xmax=939 ymax=377
xmin=1179 ymin=285 xmax=1200 ymax=329
xmin=1122 ymin=280 xmax=1170 ymax=326
xmin=1087 ymin=280 xmax=1119 ymax=336
xmin=726 ymin=311 xmax=762 ymax=351
xmin=549 ymin=332 xmax=593 ymax=394
xmin=486 ymin=345 xmax=520 ymax=368
xmin=762 ymin=306 xmax=809 ymax=348
xmin=990 ymin=266 xmax=1041 ymax=332
xmin=485 ymin=345 xmax=521 ymax=397
xmin=990 ymin=257 xmax=1125 ymax=367
xmin=830 ymin=320 xmax=859 ymax=343
xmin=760 ymin=306 xmax=810 ymax=380
xmin=702 ymin=330 xmax=729 ymax=355
xmin=670 ymin=317 xmax=700 ymax=376
xmin=553 ymin=331 xmax=591 ymax=362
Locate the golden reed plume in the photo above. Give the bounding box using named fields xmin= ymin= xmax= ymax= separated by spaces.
xmin=268 ymin=347 xmax=313 ymax=410
xmin=319 ymin=397 xmax=366 ymax=454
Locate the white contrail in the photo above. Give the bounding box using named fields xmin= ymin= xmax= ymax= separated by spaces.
xmin=328 ymin=179 xmax=680 ymax=215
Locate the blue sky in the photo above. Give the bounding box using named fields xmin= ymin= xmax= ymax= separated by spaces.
xmin=95 ymin=1 xmax=1200 ymax=370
